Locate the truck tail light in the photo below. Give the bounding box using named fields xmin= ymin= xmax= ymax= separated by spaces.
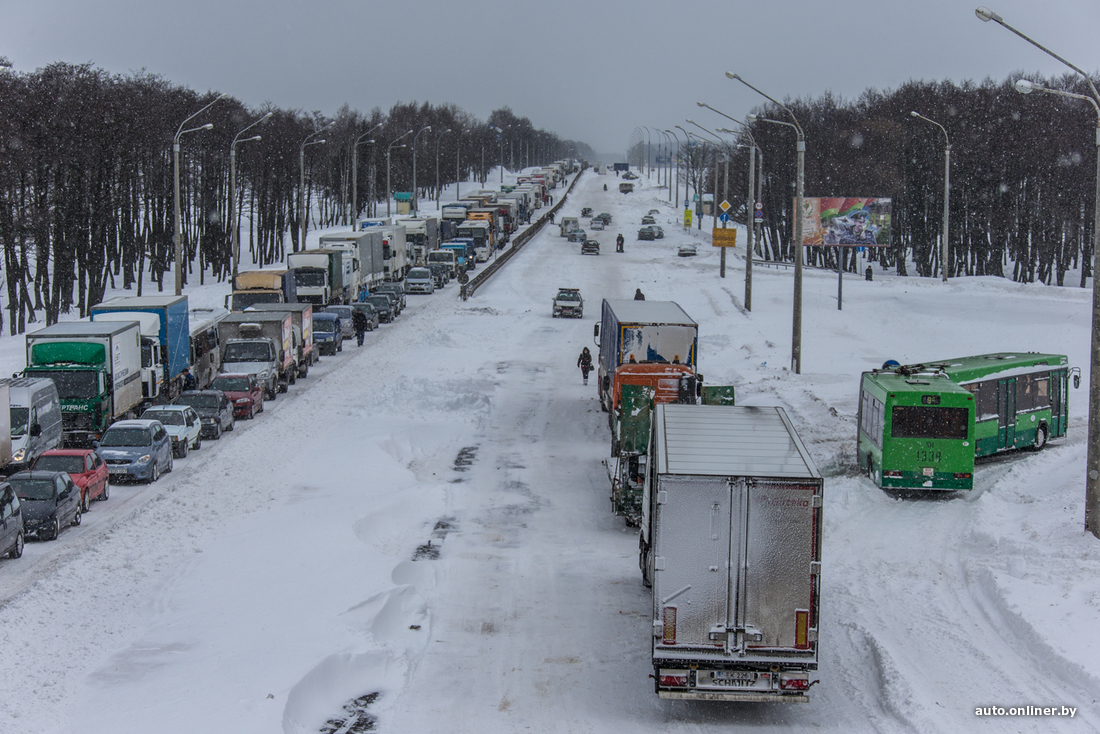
xmin=779 ymin=675 xmax=810 ymax=691
xmin=662 ymin=607 xmax=677 ymax=645
xmin=953 ymin=472 xmax=972 ymax=479
xmin=883 ymin=470 xmax=902 ymax=478
xmin=658 ymin=671 xmax=688 ymax=687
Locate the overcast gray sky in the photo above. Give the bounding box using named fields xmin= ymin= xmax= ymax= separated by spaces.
xmin=2 ymin=0 xmax=1098 ymax=155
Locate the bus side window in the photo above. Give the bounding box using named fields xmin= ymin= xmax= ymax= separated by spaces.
xmin=978 ymin=381 xmax=998 ymax=421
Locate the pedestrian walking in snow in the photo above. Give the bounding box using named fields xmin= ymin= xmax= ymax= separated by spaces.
xmin=352 ymin=308 xmax=369 ymax=347
xmin=577 ymin=347 xmax=593 ymax=386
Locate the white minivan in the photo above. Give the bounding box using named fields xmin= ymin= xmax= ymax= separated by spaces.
xmin=7 ymin=377 xmax=63 ymax=473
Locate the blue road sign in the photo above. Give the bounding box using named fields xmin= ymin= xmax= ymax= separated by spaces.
xmin=719 ymin=213 xmax=730 ymax=223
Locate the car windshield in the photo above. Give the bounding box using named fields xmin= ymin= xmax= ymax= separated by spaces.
xmin=10 ymin=407 xmax=28 ymax=437
xmin=366 ymin=297 xmax=389 ymax=308
xmin=314 ymin=319 xmax=337 ymax=334
xmin=11 ymin=477 xmax=55 ymax=501
xmin=143 ymin=410 xmax=184 ymax=426
xmin=557 ymin=292 xmax=580 ymax=301
xmin=223 ymin=342 xmax=271 ymax=362
xmin=409 ymin=269 xmax=430 ymax=278
xmin=326 ymin=308 xmax=351 ymax=320
xmin=176 ymin=395 xmax=218 ymax=410
xmin=33 ymin=455 xmax=84 ymax=473
xmin=27 ymin=370 xmax=99 ymax=400
xmin=100 ymin=427 xmax=152 ymax=447
xmin=211 ymin=377 xmax=249 ymax=392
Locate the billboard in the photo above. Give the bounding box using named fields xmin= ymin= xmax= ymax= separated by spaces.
xmin=798 ymin=197 xmax=891 ymax=247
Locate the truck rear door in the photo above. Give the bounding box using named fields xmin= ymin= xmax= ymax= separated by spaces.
xmin=733 ymin=479 xmax=820 ymax=654
xmin=654 ymin=477 xmax=820 ymax=655
xmin=653 ymin=477 xmax=731 ymax=650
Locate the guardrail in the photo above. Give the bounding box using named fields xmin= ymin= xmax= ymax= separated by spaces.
xmin=460 ymin=171 xmax=583 ymax=300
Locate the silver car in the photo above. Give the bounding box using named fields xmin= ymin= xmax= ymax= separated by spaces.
xmin=406 ymin=267 xmax=435 ymax=294
xmin=324 ymin=305 xmax=356 ymax=340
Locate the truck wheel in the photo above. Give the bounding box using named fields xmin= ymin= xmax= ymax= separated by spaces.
xmin=278 ymin=379 xmax=288 ymax=394
xmin=288 ymin=370 xmax=296 ymax=385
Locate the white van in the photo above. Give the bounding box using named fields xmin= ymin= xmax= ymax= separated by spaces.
xmin=7 ymin=377 xmax=63 ymax=473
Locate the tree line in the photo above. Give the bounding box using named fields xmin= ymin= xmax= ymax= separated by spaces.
xmin=0 ymin=61 xmax=592 ymax=334
xmin=630 ymin=73 xmax=1098 ymax=285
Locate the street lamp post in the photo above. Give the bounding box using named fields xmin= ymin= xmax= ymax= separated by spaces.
xmin=229 ymin=111 xmax=272 ymax=279
xmin=686 ymin=119 xmax=722 ymax=232
xmin=674 ymin=126 xmax=692 ymax=216
xmin=173 ymin=92 xmax=226 ymax=295
xmin=435 ymin=128 xmax=451 ymax=203
xmin=386 ymin=130 xmax=412 ymax=218
xmin=411 ymin=125 xmax=432 ymax=215
xmin=910 ymin=111 xmax=951 ymax=283
xmin=699 ymin=101 xmax=762 ymax=311
xmin=352 ymin=122 xmax=383 ymax=229
xmin=729 ymin=72 xmax=806 ymax=374
xmin=299 ymin=123 xmax=330 ymax=253
xmin=667 ymin=129 xmax=683 ymax=213
xmin=659 ymin=130 xmax=674 ymax=201
xmin=977 ymin=6 xmax=1100 ymax=537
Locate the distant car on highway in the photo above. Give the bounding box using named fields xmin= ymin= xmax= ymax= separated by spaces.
xmin=210 ymin=373 xmax=264 ymax=420
xmin=96 ymin=419 xmax=174 ymax=484
xmin=638 ymin=225 xmax=664 ymax=240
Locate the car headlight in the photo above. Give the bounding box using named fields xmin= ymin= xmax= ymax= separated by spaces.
xmin=234 ymin=398 xmax=251 ymax=405
xmin=12 ymin=448 xmax=24 ymax=462
xmin=137 ymin=454 xmax=152 ymax=463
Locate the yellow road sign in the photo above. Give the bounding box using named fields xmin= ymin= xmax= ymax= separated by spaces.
xmin=712 ymin=228 xmax=737 ymax=247
xmin=719 ymin=200 xmax=731 ymax=212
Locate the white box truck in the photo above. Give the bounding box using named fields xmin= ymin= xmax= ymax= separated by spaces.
xmin=640 ymin=404 xmax=823 ymax=702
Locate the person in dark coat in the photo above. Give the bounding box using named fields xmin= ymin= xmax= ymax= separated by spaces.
xmin=181 ymin=367 xmax=196 ymax=392
xmin=577 ymin=347 xmax=593 ymax=385
xmin=616 ymin=233 xmax=625 ymax=252
xmin=352 ymin=308 xmax=369 ymax=347
xmin=634 ymin=288 xmax=645 ymax=301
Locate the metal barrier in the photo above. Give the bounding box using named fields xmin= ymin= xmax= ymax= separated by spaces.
xmin=461 ymin=171 xmax=583 ymax=300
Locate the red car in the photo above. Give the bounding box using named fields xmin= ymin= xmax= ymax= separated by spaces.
xmin=210 ymin=373 xmax=265 ymax=420
xmin=32 ymin=449 xmax=109 ymax=512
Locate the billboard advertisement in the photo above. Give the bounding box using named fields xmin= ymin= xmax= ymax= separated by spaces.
xmin=798 ymin=197 xmax=891 ymax=247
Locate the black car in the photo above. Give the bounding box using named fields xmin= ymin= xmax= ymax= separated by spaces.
xmin=8 ymin=470 xmax=81 ymax=540
xmin=594 ymin=213 xmax=612 ymax=226
xmin=427 ymin=263 xmax=449 ymax=288
xmin=374 ymin=283 xmax=406 ymax=312
xmin=581 ymin=239 xmax=600 ymax=255
xmin=174 ymin=390 xmax=236 ymax=440
xmin=364 ymin=294 xmax=395 ymax=323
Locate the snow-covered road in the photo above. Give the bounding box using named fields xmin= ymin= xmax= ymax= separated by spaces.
xmin=1 ymin=169 xmax=1097 ymax=733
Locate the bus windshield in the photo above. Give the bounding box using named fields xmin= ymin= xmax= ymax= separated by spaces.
xmin=891 ymin=405 xmax=968 ymax=440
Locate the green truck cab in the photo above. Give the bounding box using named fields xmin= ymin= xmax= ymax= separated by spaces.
xmin=23 ymin=321 xmax=144 ymax=447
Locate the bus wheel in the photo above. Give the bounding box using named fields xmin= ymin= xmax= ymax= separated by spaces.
xmin=1034 ymin=424 xmax=1048 ymax=451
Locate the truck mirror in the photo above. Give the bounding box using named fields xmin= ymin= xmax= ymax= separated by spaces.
xmin=1074 ymin=373 xmax=1081 ymax=389
xmin=593 ymin=324 xmax=600 ymax=338
xmin=30 ymin=424 xmax=41 ymax=437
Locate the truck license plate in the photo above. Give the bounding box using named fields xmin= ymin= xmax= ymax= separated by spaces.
xmin=923 ymin=467 xmax=934 ymax=476
xmin=711 ymin=671 xmax=758 ymax=686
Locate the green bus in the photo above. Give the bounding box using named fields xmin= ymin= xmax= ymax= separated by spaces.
xmin=857 ymin=370 xmax=976 ymax=490
xmin=857 ymin=353 xmax=1078 ymax=491
xmin=929 ymin=352 xmax=1075 ymax=456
